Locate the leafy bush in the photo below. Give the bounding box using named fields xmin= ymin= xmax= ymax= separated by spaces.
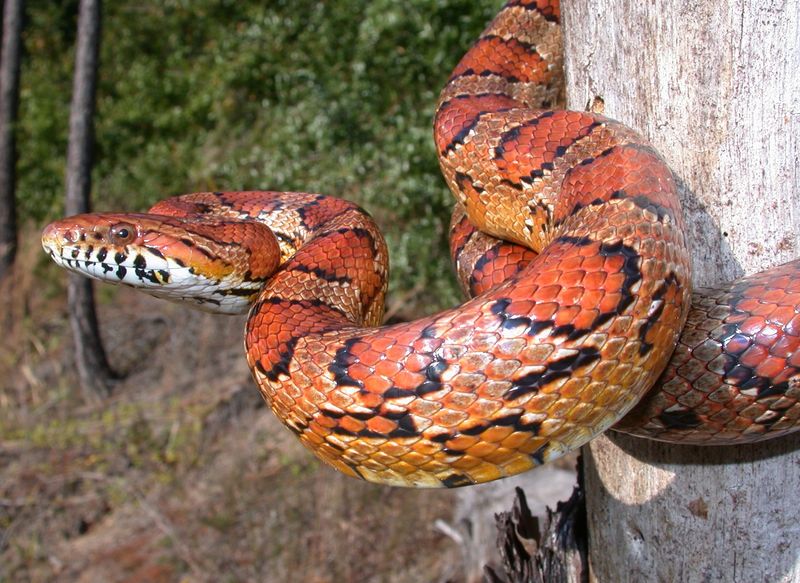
xmin=20 ymin=0 xmax=499 ymax=315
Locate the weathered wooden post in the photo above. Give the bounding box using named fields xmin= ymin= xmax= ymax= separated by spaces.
xmin=562 ymin=1 xmax=800 ymax=580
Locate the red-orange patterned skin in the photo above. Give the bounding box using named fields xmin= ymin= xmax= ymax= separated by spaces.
xmin=41 ymin=0 xmax=800 ymax=486
xmin=614 ymin=261 xmax=800 ymax=442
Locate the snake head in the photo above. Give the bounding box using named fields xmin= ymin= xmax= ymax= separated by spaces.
xmin=42 ymin=212 xmax=281 ymax=314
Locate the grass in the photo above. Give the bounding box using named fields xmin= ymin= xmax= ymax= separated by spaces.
xmin=0 ymin=229 xmax=467 ymax=583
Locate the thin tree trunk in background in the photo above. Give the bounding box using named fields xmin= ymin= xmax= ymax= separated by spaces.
xmin=0 ymin=0 xmax=23 ymax=281
xmin=66 ymin=0 xmax=115 ymax=400
xmin=563 ymin=0 xmax=800 ymax=581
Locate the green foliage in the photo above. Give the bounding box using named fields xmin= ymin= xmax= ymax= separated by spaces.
xmin=20 ymin=0 xmax=500 ymax=314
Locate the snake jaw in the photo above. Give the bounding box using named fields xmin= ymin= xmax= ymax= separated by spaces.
xmin=42 ymin=213 xmax=281 ymax=315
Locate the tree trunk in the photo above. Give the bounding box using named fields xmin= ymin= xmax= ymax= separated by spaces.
xmin=66 ymin=0 xmax=115 ymax=400
xmin=562 ymin=0 xmax=800 ymax=581
xmin=0 ymin=0 xmax=23 ymax=281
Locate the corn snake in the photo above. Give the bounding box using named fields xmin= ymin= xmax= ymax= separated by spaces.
xmin=42 ymin=0 xmax=800 ymax=487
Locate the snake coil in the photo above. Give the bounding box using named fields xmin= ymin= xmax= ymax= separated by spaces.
xmin=42 ymin=0 xmax=800 ymax=487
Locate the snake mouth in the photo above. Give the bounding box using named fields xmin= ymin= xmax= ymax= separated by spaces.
xmin=50 ymin=252 xmax=173 ymax=285
xmin=42 ymin=239 xmax=175 ymax=287
xmin=42 ymin=238 xmax=260 ymax=314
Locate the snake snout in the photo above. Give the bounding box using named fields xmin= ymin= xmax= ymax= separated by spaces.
xmin=41 ymin=219 xmax=87 ymax=259
xmin=41 ymin=221 xmax=67 ymax=253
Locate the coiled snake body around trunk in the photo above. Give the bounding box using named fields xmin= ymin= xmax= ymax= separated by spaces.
xmin=42 ymin=0 xmax=800 ymax=487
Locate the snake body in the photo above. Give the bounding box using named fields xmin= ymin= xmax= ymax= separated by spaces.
xmin=42 ymin=0 xmax=800 ymax=487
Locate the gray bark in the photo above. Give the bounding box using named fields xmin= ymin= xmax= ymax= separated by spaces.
xmin=562 ymin=0 xmax=800 ymax=581
xmin=65 ymin=0 xmax=115 ymax=400
xmin=0 ymin=0 xmax=23 ymax=280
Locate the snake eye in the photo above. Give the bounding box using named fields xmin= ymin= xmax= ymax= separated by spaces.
xmin=109 ymin=223 xmax=135 ymax=244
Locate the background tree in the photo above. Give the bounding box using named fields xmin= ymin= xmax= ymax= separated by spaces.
xmin=563 ymin=0 xmax=800 ymax=580
xmin=0 ymin=0 xmax=24 ymax=281
xmin=65 ymin=0 xmax=115 ymax=400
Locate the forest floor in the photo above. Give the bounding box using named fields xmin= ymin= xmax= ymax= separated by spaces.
xmin=0 ymin=230 xmax=576 ymax=583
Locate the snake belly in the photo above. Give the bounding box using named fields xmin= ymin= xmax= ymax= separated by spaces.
xmin=39 ymin=0 xmax=800 ymax=487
